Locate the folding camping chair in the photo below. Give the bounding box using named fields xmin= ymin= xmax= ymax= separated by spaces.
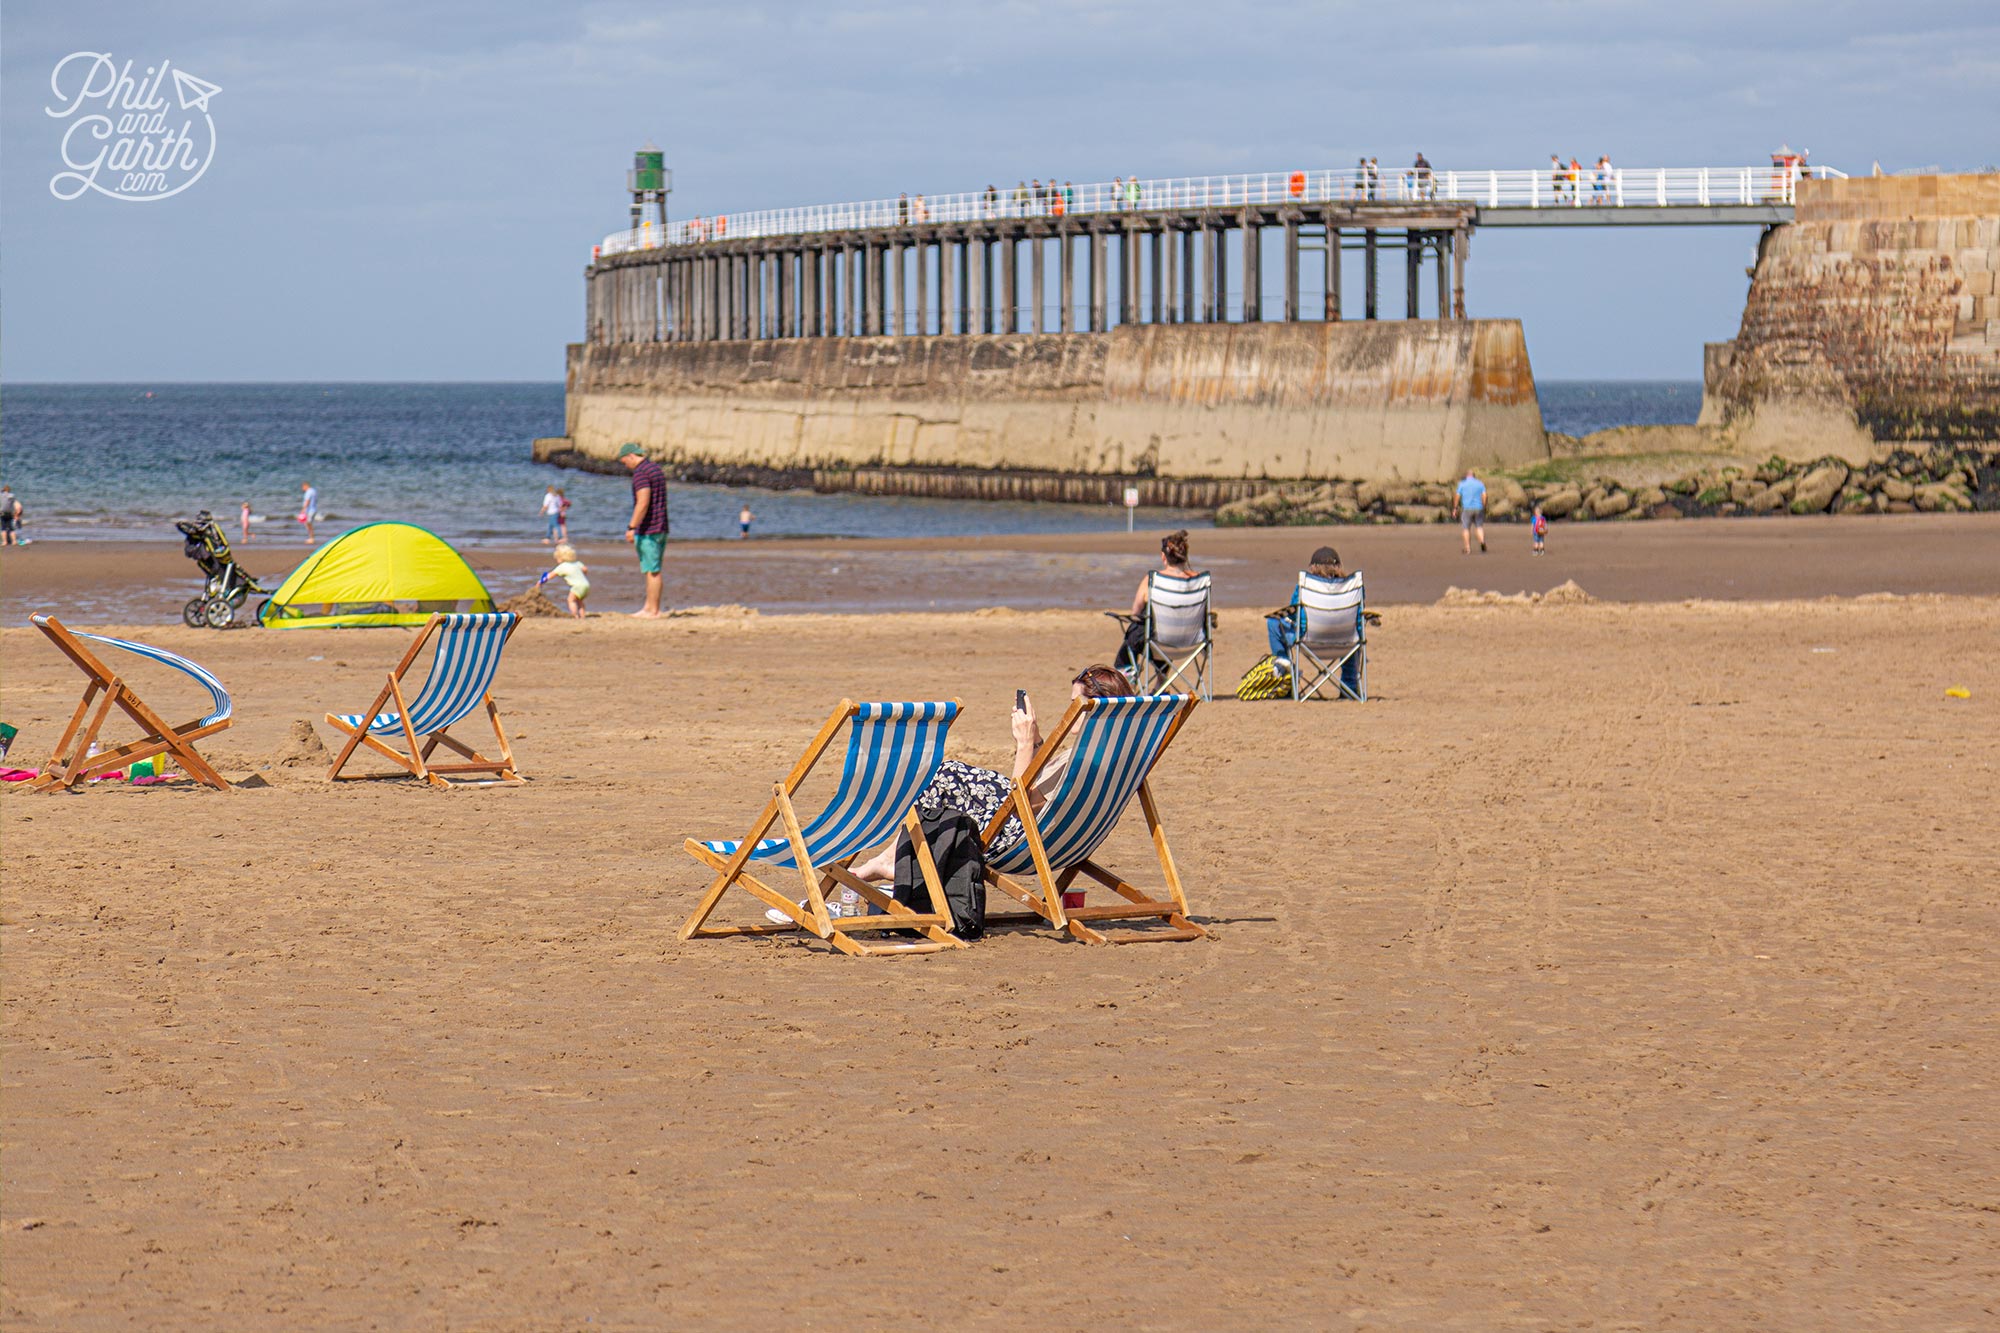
xmin=680 ymin=700 xmax=967 ymax=957
xmin=324 ymin=612 xmax=522 ymax=786
xmin=1112 ymin=571 xmax=1213 ymax=700
xmin=28 ymin=615 xmax=233 ymax=791
xmin=1278 ymin=571 xmax=1367 ymax=701
xmin=983 ymin=693 xmax=1209 ymax=944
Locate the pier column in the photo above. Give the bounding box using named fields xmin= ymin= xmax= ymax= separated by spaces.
xmin=1324 ymin=212 xmax=1342 ymax=321
xmin=1182 ymin=229 xmax=1197 ymax=323
xmin=1000 ymin=234 xmax=1017 ymax=333
xmin=968 ymin=236 xmax=986 ymax=333
xmin=876 ymin=243 xmax=891 ymax=335
xmin=1283 ymin=217 xmax=1300 ymax=322
xmin=757 ymin=253 xmax=771 ymax=338
xmin=1150 ymin=229 xmax=1165 ymax=324
xmin=1201 ymin=227 xmax=1219 ymax=323
xmin=891 ymin=243 xmax=905 ymax=336
xmin=1405 ymin=232 xmax=1421 ymax=320
xmin=1364 ymin=229 xmax=1379 ymax=321
xmin=1059 ymin=231 xmax=1075 ymax=333
xmin=1118 ymin=228 xmax=1135 ymax=326
xmin=1030 ymin=234 xmax=1046 ymax=333
xmin=712 ymin=259 xmax=725 ymax=340
xmin=1435 ymin=233 xmax=1449 ymax=320
xmin=1089 ymin=230 xmax=1107 ymax=331
xmin=1161 ymin=228 xmax=1177 ymax=323
xmin=1242 ymin=217 xmax=1261 ymax=321
xmin=950 ymin=240 xmax=966 ymax=334
xmin=1452 ymin=226 xmax=1468 ymax=320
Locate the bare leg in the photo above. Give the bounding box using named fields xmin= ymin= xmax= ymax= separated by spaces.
xmin=631 ymin=570 xmax=665 ymax=618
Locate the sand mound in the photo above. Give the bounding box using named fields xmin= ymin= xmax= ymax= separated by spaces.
xmin=1439 ymin=580 xmax=1595 ymax=607
xmin=271 ymin=719 xmax=330 ymax=769
xmin=498 ymin=588 xmax=566 ymax=617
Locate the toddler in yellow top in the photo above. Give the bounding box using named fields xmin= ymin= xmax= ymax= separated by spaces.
xmin=542 ymin=543 xmax=590 ymax=618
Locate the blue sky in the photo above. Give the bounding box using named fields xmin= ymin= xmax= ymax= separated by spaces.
xmin=5 ymin=1 xmax=1995 ymax=382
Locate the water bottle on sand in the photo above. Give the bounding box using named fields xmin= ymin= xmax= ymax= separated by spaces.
xmin=838 ymin=886 xmax=860 ymax=918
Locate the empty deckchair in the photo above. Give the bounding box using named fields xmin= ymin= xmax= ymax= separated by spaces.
xmin=1279 ymin=571 xmax=1366 ymax=701
xmin=681 ymin=700 xmax=966 ymax=958
xmin=29 ymin=615 xmax=233 ymax=791
xmin=982 ymin=693 xmax=1209 ymax=944
xmin=325 ymin=611 xmax=521 ymax=786
xmin=1131 ymin=570 xmax=1214 ymax=700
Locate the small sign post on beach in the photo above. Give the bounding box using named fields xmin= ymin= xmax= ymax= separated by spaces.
xmin=1124 ymin=485 xmax=1139 ymax=532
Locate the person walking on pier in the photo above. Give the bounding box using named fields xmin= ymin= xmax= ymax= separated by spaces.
xmin=1454 ymin=470 xmax=1488 ymax=555
xmin=1593 ymin=155 xmax=1613 ymax=204
xmin=897 ymin=192 xmax=910 ymax=224
xmin=1550 ymin=154 xmax=1566 ymax=203
xmin=913 ymin=193 xmax=928 ymax=221
xmin=1062 ymin=181 xmax=1075 ymax=213
xmin=1411 ymin=151 xmax=1434 ymax=200
xmin=617 ymin=443 xmax=669 ymax=618
xmin=1013 ymin=181 xmax=1029 ymax=216
xmin=982 ymin=184 xmax=998 ymax=217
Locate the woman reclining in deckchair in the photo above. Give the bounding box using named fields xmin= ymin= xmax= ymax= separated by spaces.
xmin=804 ymin=664 xmax=1133 ymax=913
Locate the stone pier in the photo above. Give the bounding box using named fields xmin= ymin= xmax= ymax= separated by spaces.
xmin=540 ymin=320 xmax=1547 ymax=494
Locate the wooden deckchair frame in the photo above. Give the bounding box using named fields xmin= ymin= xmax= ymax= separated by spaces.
xmin=679 ymin=699 xmax=967 ymax=958
xmin=324 ymin=613 xmax=520 ymax=787
xmin=981 ymin=695 xmax=1211 ymax=945
xmin=29 ymin=616 xmax=231 ymax=791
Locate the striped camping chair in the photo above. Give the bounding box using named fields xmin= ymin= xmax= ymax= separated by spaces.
xmin=1141 ymin=571 xmax=1214 ymax=700
xmin=1287 ymin=571 xmax=1366 ymax=701
xmin=29 ymin=615 xmax=234 ymax=790
xmin=983 ymin=693 xmax=1209 ymax=944
xmin=325 ymin=612 xmax=522 ymax=786
xmin=681 ymin=700 xmax=968 ymax=957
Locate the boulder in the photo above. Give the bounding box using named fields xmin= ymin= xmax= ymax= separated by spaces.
xmin=1914 ymin=483 xmax=1971 ymax=513
xmin=1880 ymin=477 xmax=1916 ymax=502
xmin=1649 ymin=503 xmax=1685 ymax=520
xmin=1391 ymin=503 xmax=1447 ymax=524
xmin=1487 ymin=497 xmax=1517 ymax=520
xmin=1215 ymin=498 xmax=1260 ymax=526
xmin=1380 ymin=483 xmax=1420 ymax=506
xmin=1632 ymin=485 xmax=1667 ymax=508
xmin=1729 ymin=479 xmax=1758 ymax=504
xmin=1789 ymin=462 xmax=1850 ymax=514
xmin=1747 ymin=485 xmax=1790 ymax=514
xmin=1354 ymin=480 xmax=1384 ymax=509
xmin=1884 ymin=500 xmax=1917 ymax=513
xmin=1539 ymin=489 xmax=1582 ymax=520
xmin=1497 ymin=477 xmax=1529 ymax=508
xmin=1590 ymin=490 xmax=1632 ymax=519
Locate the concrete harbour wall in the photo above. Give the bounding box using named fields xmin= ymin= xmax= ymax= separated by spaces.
xmin=547 ymin=320 xmax=1548 ymax=495
xmin=1702 ymin=173 xmax=2000 ymax=455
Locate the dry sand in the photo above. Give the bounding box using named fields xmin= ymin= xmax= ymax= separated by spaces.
xmin=3 ymin=572 xmax=1998 ymax=1325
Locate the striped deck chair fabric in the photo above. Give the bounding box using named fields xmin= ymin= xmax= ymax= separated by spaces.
xmin=325 ymin=612 xmax=521 ymax=785
xmin=682 ymin=700 xmax=969 ymax=957
xmin=984 ymin=693 xmax=1209 ymax=944
xmin=29 ymin=615 xmax=234 ymax=790
xmin=1291 ymin=572 xmax=1366 ymax=701
xmin=1143 ymin=571 xmax=1213 ymax=700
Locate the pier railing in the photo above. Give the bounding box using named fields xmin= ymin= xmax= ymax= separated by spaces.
xmin=596 ymin=164 xmax=1846 ymax=256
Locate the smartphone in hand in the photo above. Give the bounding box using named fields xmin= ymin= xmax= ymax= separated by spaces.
xmin=1015 ymin=689 xmax=1028 ymax=712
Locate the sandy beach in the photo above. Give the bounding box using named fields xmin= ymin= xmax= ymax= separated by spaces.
xmin=3 ymin=537 xmax=1996 ymax=1324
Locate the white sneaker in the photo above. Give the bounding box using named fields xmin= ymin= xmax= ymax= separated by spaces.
xmin=766 ymin=901 xmax=806 ymax=926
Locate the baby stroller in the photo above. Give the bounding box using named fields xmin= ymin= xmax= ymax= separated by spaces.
xmin=177 ymin=512 xmax=271 ymax=629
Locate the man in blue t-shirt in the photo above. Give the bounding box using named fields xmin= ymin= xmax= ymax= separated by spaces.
xmin=1454 ymin=470 xmax=1488 ymax=555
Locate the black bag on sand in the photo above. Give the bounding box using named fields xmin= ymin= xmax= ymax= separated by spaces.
xmin=893 ymin=810 xmax=986 ymax=939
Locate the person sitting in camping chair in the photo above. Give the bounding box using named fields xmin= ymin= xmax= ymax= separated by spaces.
xmin=1110 ymin=530 xmax=1210 ymax=686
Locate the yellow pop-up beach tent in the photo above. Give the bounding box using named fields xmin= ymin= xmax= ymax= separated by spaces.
xmin=259 ymin=522 xmax=495 ymax=628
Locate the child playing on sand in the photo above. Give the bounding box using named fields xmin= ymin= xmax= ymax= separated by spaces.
xmin=541 ymin=544 xmax=590 ymax=618
xmin=1531 ymin=504 xmax=1548 ymax=555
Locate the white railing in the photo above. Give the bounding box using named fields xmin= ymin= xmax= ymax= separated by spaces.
xmin=595 ymin=164 xmax=1847 ymax=256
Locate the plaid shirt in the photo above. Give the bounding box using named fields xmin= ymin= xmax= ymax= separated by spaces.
xmin=630 ymin=459 xmax=669 ymax=535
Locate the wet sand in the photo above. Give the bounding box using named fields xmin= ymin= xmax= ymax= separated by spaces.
xmin=3 ymin=512 xmax=1997 ymax=626
xmin=3 ymin=590 xmax=1996 ymax=1326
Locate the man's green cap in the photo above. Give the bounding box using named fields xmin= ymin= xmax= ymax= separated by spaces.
xmin=616 ymin=442 xmax=646 ymax=458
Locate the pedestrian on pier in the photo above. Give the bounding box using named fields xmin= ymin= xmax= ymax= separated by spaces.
xmin=983 ymin=184 xmax=998 ymax=217
xmin=1411 ymin=151 xmax=1434 ymax=200
xmin=1366 ymin=157 xmax=1381 ymax=200
xmin=1013 ymin=181 xmax=1029 ymax=216
xmin=1126 ymin=175 xmax=1141 ymax=209
xmin=1549 ymin=155 xmax=1565 ymax=203
xmin=913 ymin=193 xmax=928 ymax=221
xmin=1112 ymin=177 xmax=1125 ymax=210
xmin=1569 ymin=157 xmax=1584 ymax=205
xmin=1593 ymin=156 xmax=1611 ymax=204
xmin=1032 ymin=179 xmax=1045 ymax=213
xmin=898 ymin=192 xmax=910 ymax=224
xmin=1062 ymin=181 xmax=1075 ymax=212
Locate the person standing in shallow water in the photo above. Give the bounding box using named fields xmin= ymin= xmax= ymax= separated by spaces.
xmin=298 ymin=481 xmax=319 ymax=545
xmin=617 ymin=443 xmax=668 ymax=618
xmin=738 ymin=504 xmax=753 ymax=539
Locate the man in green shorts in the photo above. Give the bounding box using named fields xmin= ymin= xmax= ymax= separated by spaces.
xmin=617 ymin=442 xmax=669 ymax=617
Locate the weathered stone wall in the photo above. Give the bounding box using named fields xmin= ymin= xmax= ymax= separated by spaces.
xmin=549 ymin=321 xmax=1548 ymax=492
xmin=1702 ymin=173 xmax=2000 ymax=455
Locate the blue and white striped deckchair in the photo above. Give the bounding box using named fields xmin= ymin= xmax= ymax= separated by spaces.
xmin=681 ymin=700 xmax=968 ymax=957
xmin=982 ymin=693 xmax=1209 ymax=944
xmin=324 ymin=612 xmax=522 ymax=786
xmin=29 ymin=614 xmax=234 ymax=790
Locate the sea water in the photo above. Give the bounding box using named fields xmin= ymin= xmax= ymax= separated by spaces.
xmin=0 ymin=381 xmax=1700 ymax=544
